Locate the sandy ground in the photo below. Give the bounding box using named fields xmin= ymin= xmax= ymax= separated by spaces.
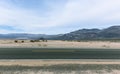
xmin=0 ymin=60 xmax=120 ymax=74
xmin=0 ymin=40 xmax=120 ymax=49
xmin=0 ymin=59 xmax=120 ymax=66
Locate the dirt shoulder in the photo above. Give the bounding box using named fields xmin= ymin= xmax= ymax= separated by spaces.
xmin=0 ymin=59 xmax=120 ymax=66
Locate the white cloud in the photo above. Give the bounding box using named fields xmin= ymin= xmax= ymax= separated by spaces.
xmin=0 ymin=0 xmax=120 ymax=34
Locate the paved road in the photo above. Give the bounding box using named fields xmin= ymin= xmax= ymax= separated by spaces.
xmin=0 ymin=48 xmax=120 ymax=59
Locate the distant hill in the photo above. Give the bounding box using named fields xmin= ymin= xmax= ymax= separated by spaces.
xmin=0 ymin=33 xmax=60 ymax=40
xmin=1 ymin=26 xmax=120 ymax=40
xmin=53 ymin=26 xmax=120 ymax=40
xmin=99 ymin=26 xmax=120 ymax=38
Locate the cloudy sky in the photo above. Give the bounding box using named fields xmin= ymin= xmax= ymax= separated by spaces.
xmin=0 ymin=0 xmax=120 ymax=34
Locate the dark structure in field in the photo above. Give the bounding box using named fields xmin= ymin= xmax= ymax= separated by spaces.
xmin=30 ymin=37 xmax=47 ymax=42
xmin=14 ymin=37 xmax=28 ymax=43
xmin=14 ymin=37 xmax=47 ymax=43
xmin=14 ymin=40 xmax=18 ymax=43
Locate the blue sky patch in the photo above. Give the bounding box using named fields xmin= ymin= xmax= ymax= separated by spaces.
xmin=0 ymin=0 xmax=120 ymax=34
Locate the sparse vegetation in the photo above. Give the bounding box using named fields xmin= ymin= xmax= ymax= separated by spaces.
xmin=21 ymin=41 xmax=24 ymax=43
xmin=14 ymin=40 xmax=18 ymax=43
xmin=43 ymin=44 xmax=47 ymax=47
xmin=0 ymin=64 xmax=119 ymax=74
xmin=14 ymin=40 xmax=25 ymax=43
xmin=30 ymin=40 xmax=34 ymax=42
xmin=71 ymin=38 xmax=120 ymax=42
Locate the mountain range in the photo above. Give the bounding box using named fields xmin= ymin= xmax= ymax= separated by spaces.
xmin=54 ymin=26 xmax=120 ymax=40
xmin=1 ymin=26 xmax=120 ymax=40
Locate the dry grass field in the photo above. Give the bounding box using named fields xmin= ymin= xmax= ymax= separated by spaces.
xmin=0 ymin=39 xmax=120 ymax=49
xmin=0 ymin=60 xmax=120 ymax=74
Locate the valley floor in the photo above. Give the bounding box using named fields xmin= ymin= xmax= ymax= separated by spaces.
xmin=0 ymin=40 xmax=120 ymax=49
xmin=0 ymin=40 xmax=120 ymax=73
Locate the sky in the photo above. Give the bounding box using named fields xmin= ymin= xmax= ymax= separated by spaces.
xmin=0 ymin=0 xmax=120 ymax=34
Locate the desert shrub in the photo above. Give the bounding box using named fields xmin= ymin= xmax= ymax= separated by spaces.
xmin=21 ymin=41 xmax=24 ymax=43
xmin=43 ymin=44 xmax=47 ymax=47
xmin=35 ymin=40 xmax=39 ymax=42
xmin=14 ymin=40 xmax=18 ymax=43
xmin=30 ymin=40 xmax=34 ymax=42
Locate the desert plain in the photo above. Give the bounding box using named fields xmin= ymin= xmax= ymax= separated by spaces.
xmin=0 ymin=39 xmax=120 ymax=49
xmin=0 ymin=40 xmax=120 ymax=74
